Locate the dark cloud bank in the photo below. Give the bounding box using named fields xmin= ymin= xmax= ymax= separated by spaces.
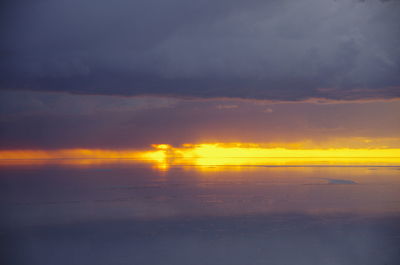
xmin=1 ymin=0 xmax=400 ymax=101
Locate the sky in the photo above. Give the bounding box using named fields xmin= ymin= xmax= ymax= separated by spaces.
xmin=0 ymin=0 xmax=399 ymax=150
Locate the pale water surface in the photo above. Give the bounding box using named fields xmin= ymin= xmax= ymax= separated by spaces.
xmin=1 ymin=160 xmax=400 ymax=265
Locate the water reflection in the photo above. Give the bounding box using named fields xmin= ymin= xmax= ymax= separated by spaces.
xmin=1 ymin=160 xmax=399 ymax=223
xmin=1 ymin=160 xmax=399 ymax=264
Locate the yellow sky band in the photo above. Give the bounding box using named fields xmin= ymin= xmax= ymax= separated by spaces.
xmin=1 ymin=144 xmax=400 ymax=168
xmin=1 ymin=145 xmax=400 ymax=159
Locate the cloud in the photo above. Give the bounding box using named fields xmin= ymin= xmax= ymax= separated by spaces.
xmin=1 ymin=0 xmax=399 ymax=101
xmin=0 ymin=90 xmax=399 ymax=149
xmin=216 ymin=104 xmax=239 ymax=109
xmin=263 ymin=108 xmax=274 ymax=113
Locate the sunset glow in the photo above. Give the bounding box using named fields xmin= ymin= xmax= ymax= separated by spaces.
xmin=1 ymin=144 xmax=400 ymax=168
xmin=3 ymin=1 xmax=400 ymax=263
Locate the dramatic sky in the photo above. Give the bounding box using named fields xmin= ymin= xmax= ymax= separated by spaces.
xmin=0 ymin=0 xmax=399 ymax=150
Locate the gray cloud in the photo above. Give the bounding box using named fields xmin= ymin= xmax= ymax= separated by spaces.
xmin=1 ymin=0 xmax=400 ymax=100
xmin=1 ymin=90 xmax=399 ymax=149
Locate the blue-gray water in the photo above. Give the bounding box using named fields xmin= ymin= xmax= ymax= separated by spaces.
xmin=1 ymin=161 xmax=400 ymax=264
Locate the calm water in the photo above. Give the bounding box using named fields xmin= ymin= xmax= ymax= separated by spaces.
xmin=1 ymin=161 xmax=400 ymax=265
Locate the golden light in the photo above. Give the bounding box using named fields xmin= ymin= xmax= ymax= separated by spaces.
xmin=1 ymin=143 xmax=400 ymax=168
xmin=153 ymin=144 xmax=171 ymax=150
xmin=171 ymin=144 xmax=400 ymax=167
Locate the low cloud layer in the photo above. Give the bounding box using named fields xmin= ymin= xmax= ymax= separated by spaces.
xmin=1 ymin=0 xmax=399 ymax=101
xmin=1 ymin=90 xmax=399 ymax=149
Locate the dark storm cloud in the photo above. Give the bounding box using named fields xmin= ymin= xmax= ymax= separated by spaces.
xmin=1 ymin=0 xmax=400 ymax=101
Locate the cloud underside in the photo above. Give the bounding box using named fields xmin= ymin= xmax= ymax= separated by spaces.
xmin=1 ymin=0 xmax=400 ymax=101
